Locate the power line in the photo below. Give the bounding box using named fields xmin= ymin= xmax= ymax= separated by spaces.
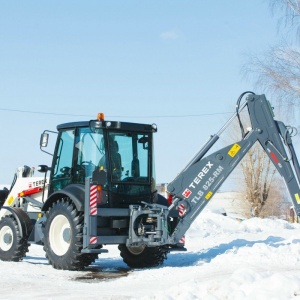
xmin=0 ymin=107 xmax=234 ymax=118
xmin=114 ymin=112 xmax=234 ymax=118
xmin=0 ymin=108 xmax=92 ymax=117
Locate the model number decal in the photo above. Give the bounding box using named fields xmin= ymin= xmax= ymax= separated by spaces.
xmin=191 ymin=165 xmax=224 ymax=204
xmin=202 ymin=166 xmax=224 ymax=191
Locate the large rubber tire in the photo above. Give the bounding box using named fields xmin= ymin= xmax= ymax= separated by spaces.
xmin=0 ymin=216 xmax=29 ymax=261
xmin=43 ymin=198 xmax=98 ymax=270
xmin=118 ymin=244 xmax=168 ymax=268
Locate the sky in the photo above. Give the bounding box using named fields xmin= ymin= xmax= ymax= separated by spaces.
xmin=0 ymin=0 xmax=291 ymax=186
xmin=1 ymin=207 xmax=300 ymax=299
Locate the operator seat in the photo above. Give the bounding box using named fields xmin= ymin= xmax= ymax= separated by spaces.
xmin=98 ymin=139 xmax=122 ymax=180
xmin=111 ymin=140 xmax=122 ymax=180
xmin=131 ymin=157 xmax=140 ymax=177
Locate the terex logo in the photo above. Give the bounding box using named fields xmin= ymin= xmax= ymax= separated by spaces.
xmin=182 ymin=188 xmax=192 ymax=198
xmin=189 ymin=161 xmax=213 ymax=189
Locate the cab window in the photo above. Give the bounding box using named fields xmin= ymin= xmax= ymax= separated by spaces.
xmin=52 ymin=130 xmax=74 ymax=191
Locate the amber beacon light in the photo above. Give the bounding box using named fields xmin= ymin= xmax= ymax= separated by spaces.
xmin=97 ymin=113 xmax=105 ymax=121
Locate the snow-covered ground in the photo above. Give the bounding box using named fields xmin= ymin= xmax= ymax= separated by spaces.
xmin=1 ymin=210 xmax=300 ymax=299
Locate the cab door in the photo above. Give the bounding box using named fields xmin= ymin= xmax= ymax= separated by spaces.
xmin=50 ymin=129 xmax=75 ymax=193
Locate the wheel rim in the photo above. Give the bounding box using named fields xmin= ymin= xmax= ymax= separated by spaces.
xmin=0 ymin=225 xmax=13 ymax=251
xmin=49 ymin=215 xmax=71 ymax=256
xmin=127 ymin=245 xmax=145 ymax=255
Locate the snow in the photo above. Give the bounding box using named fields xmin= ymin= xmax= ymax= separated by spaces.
xmin=1 ymin=211 xmax=300 ymax=299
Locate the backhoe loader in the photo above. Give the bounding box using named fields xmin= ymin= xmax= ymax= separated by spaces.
xmin=0 ymin=92 xmax=299 ymax=270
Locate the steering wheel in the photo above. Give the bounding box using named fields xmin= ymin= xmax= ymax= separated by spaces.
xmin=80 ymin=161 xmax=96 ymax=167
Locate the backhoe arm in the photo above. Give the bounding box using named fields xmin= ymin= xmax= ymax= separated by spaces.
xmin=167 ymin=94 xmax=300 ymax=244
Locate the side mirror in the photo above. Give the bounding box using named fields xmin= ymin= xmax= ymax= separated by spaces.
xmin=40 ymin=130 xmax=57 ymax=156
xmin=40 ymin=132 xmax=49 ymax=147
xmin=37 ymin=165 xmax=51 ymax=173
xmin=138 ymin=136 xmax=149 ymax=150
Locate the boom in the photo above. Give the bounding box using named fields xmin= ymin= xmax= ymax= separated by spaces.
xmin=165 ymin=93 xmax=300 ymax=244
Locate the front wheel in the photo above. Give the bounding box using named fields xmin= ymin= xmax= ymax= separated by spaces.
xmin=118 ymin=244 xmax=168 ymax=268
xmin=0 ymin=216 xmax=29 ymax=261
xmin=43 ymin=199 xmax=97 ymax=270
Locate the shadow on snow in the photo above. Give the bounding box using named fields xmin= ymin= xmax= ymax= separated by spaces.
xmin=165 ymin=236 xmax=298 ymax=267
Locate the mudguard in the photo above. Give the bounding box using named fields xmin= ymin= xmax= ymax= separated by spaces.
xmin=1 ymin=206 xmax=33 ymax=238
xmin=41 ymin=184 xmax=85 ymax=212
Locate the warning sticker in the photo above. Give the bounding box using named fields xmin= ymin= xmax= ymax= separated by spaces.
xmin=7 ymin=196 xmax=14 ymax=206
xmin=228 ymin=143 xmax=241 ymax=157
xmin=295 ymin=193 xmax=300 ymax=204
xmin=205 ymin=191 xmax=213 ymax=200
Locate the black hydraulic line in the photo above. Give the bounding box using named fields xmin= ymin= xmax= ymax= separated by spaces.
xmin=236 ymin=91 xmax=255 ymax=138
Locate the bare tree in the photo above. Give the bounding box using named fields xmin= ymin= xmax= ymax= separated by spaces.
xmin=221 ymin=112 xmax=281 ymax=218
xmin=244 ymin=44 xmax=300 ymax=112
xmin=270 ymin=0 xmax=300 ymax=36
xmin=243 ymin=0 xmax=300 ymax=112
xmin=259 ymin=177 xmax=290 ymax=219
xmin=240 ymin=142 xmax=277 ymax=217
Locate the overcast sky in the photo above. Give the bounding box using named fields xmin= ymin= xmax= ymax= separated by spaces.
xmin=0 ymin=1 xmax=291 ymax=186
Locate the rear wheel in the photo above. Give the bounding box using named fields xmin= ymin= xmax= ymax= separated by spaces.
xmin=43 ymin=199 xmax=98 ymax=270
xmin=0 ymin=216 xmax=29 ymax=261
xmin=118 ymin=244 xmax=168 ymax=268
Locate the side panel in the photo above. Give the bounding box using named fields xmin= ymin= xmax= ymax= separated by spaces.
xmin=0 ymin=176 xmax=47 ymax=219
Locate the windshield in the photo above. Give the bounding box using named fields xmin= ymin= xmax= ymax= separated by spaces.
xmin=75 ymin=127 xmax=105 ymax=181
xmin=75 ymin=128 xmax=151 ymax=184
xmin=104 ymin=132 xmax=150 ymax=183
